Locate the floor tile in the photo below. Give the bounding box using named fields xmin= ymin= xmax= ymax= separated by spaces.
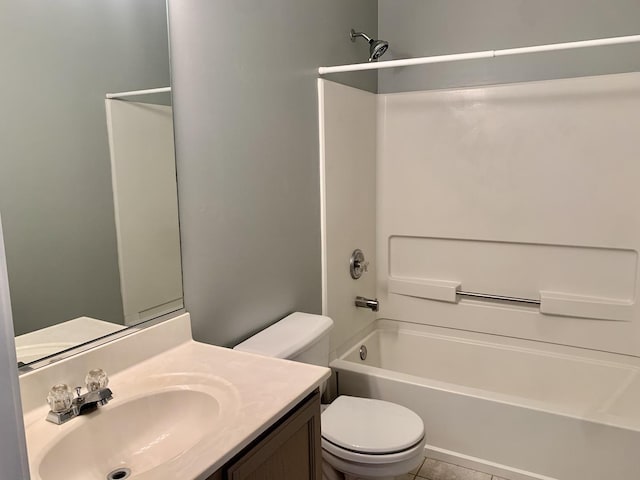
xmin=492 ymin=477 xmax=510 ymax=480
xmin=416 ymin=458 xmax=492 ymax=480
xmin=396 ymin=475 xmax=415 ymax=480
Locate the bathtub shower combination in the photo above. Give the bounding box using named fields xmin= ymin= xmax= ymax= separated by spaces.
xmin=319 ymin=72 xmax=640 ymax=480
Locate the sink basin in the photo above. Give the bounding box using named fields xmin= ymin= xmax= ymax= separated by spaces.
xmin=38 ymin=389 xmax=219 ymax=480
xmin=27 ymin=372 xmax=240 ymax=480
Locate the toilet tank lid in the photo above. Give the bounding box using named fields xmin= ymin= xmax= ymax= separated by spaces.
xmin=233 ymin=312 xmax=333 ymax=359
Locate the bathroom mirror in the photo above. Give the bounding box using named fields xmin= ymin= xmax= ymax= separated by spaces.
xmin=0 ymin=0 xmax=181 ymax=367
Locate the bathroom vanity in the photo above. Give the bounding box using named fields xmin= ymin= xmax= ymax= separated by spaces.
xmin=19 ymin=313 xmax=329 ymax=480
xmin=206 ymin=389 xmax=321 ymax=479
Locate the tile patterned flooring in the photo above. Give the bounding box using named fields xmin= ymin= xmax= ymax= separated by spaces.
xmin=397 ymin=457 xmax=512 ymax=480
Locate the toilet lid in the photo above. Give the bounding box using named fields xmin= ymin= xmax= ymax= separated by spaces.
xmin=321 ymin=396 xmax=424 ymax=454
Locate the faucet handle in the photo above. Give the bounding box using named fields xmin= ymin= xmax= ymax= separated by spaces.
xmin=47 ymin=384 xmax=74 ymax=413
xmin=85 ymin=368 xmax=109 ymax=392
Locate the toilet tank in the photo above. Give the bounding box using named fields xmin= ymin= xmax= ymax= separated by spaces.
xmin=233 ymin=312 xmax=333 ymax=367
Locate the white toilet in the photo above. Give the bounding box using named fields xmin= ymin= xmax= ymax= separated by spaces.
xmin=234 ymin=312 xmax=426 ymax=480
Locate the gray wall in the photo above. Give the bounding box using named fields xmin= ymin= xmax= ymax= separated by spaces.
xmin=378 ymin=0 xmax=640 ymax=93
xmin=168 ymin=0 xmax=377 ymax=347
xmin=0 ymin=0 xmax=170 ymax=335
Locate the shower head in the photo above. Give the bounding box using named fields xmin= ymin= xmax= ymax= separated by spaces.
xmin=369 ymin=39 xmax=389 ymax=61
xmin=350 ymin=29 xmax=389 ymax=62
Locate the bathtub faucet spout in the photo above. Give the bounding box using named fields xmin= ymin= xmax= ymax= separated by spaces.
xmin=355 ymin=296 xmax=379 ymax=312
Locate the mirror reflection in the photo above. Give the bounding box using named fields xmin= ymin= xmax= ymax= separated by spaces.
xmin=0 ymin=0 xmax=182 ymax=366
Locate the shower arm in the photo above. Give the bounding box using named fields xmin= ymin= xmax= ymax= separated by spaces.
xmin=350 ymin=30 xmax=373 ymax=44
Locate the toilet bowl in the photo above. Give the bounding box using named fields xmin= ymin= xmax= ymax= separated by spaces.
xmin=320 ymin=396 xmax=425 ymax=480
xmin=321 ymin=443 xmax=425 ymax=480
xmin=234 ymin=312 xmax=425 ymax=480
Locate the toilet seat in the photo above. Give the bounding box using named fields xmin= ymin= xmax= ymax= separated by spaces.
xmin=321 ymin=409 xmax=426 ymax=480
xmin=321 ymin=396 xmax=425 ymax=459
xmin=321 ymin=435 xmax=425 ymax=465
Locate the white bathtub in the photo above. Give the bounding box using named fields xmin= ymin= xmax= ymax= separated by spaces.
xmin=331 ymin=319 xmax=640 ymax=480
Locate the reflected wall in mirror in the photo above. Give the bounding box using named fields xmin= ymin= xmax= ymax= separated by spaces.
xmin=0 ymin=0 xmax=182 ymax=366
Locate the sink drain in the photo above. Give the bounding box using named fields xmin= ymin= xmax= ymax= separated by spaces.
xmin=106 ymin=468 xmax=131 ymax=480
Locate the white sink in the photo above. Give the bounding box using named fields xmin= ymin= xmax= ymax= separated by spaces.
xmin=39 ymin=389 xmax=217 ymax=480
xmin=20 ymin=314 xmax=330 ymax=480
xmin=27 ymin=373 xmax=240 ymax=480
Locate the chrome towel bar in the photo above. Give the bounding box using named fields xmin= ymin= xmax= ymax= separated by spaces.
xmin=387 ymin=277 xmax=632 ymax=321
xmin=457 ymin=290 xmax=540 ymax=305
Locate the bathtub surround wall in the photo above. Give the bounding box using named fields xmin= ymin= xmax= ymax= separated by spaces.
xmin=318 ymin=80 xmax=377 ymax=353
xmin=0 ymin=219 xmax=29 ymax=479
xmin=325 ymin=73 xmax=640 ymax=356
xmin=168 ymin=0 xmax=377 ymax=347
xmin=378 ymin=0 xmax=640 ymax=93
xmin=376 ymin=73 xmax=640 ymax=357
xmin=322 ymin=72 xmax=640 ymax=358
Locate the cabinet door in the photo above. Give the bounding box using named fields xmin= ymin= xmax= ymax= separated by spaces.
xmin=225 ymin=390 xmax=322 ymax=480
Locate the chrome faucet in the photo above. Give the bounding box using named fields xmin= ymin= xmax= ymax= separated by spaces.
xmin=46 ymin=369 xmax=113 ymax=424
xmin=355 ymin=296 xmax=379 ymax=312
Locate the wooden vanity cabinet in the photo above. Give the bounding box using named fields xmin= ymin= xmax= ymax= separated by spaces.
xmin=207 ymin=389 xmax=322 ymax=480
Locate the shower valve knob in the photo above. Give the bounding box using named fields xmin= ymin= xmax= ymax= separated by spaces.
xmin=350 ymin=249 xmax=369 ymax=279
xmin=355 ymin=259 xmax=369 ymax=272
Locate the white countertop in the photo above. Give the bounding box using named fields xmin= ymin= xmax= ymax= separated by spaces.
xmin=21 ymin=314 xmax=330 ymax=479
